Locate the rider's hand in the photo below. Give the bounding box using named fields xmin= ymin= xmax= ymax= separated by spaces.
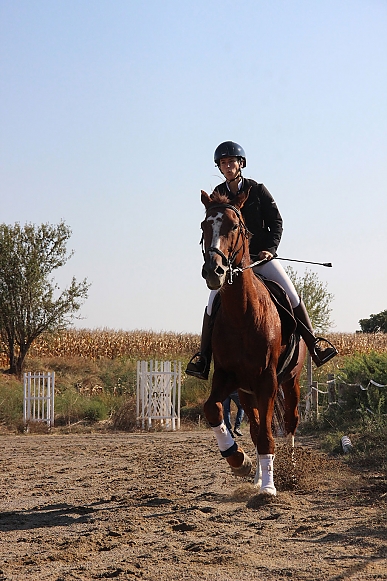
xmin=258 ymin=251 xmax=273 ymax=261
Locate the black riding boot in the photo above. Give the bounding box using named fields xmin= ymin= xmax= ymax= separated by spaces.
xmin=185 ymin=309 xmax=213 ymax=380
xmin=293 ymin=301 xmax=338 ymax=367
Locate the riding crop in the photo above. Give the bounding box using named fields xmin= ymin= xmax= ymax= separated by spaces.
xmin=276 ymin=257 xmax=332 ymax=267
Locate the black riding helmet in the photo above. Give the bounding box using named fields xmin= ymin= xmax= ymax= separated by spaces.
xmin=214 ymin=141 xmax=246 ymax=168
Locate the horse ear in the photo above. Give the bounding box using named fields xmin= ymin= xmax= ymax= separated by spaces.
xmin=233 ymin=186 xmax=251 ymax=209
xmin=201 ymin=190 xmax=211 ymax=208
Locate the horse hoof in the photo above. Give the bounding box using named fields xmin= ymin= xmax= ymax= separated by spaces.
xmin=259 ymin=485 xmax=277 ymax=496
xmin=231 ymin=452 xmax=252 ymax=477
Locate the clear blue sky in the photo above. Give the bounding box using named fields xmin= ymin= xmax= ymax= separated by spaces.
xmin=1 ymin=0 xmax=386 ymax=334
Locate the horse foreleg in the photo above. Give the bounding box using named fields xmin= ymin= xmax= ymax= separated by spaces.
xmin=254 ymin=372 xmax=277 ymax=495
xmin=203 ymin=373 xmax=252 ymax=476
xmin=238 ymin=388 xmax=275 ymax=494
xmin=254 ymin=449 xmax=263 ymax=488
xmin=238 ymin=388 xmax=275 ymax=493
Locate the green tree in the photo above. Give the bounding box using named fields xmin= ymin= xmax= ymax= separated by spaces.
xmin=0 ymin=221 xmax=89 ymax=376
xmin=285 ymin=266 xmax=334 ymax=332
xmin=358 ymin=310 xmax=387 ymax=333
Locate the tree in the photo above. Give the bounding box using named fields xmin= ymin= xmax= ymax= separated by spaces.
xmin=358 ymin=310 xmax=387 ymax=333
xmin=0 ymin=221 xmax=89 ymax=376
xmin=285 ymin=266 xmax=334 ymax=332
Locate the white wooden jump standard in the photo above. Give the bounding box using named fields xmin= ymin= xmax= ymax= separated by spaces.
xmin=23 ymin=371 xmax=55 ymax=428
xmin=136 ymin=361 xmax=181 ymax=431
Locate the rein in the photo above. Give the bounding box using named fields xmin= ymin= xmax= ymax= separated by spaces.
xmin=201 ymin=203 xmax=265 ymax=284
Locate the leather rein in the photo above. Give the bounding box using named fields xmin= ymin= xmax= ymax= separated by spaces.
xmin=200 ymin=203 xmax=267 ymax=284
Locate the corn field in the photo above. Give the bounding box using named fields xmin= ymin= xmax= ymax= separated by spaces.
xmin=0 ymin=329 xmax=387 ymax=368
xmin=326 ymin=332 xmax=387 ymax=356
xmin=0 ymin=329 xmax=201 ymax=367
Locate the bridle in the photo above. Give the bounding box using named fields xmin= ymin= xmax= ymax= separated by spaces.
xmin=200 ymin=203 xmax=266 ymax=284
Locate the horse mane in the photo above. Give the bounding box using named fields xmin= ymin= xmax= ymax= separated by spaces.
xmin=210 ymin=190 xmax=230 ymax=206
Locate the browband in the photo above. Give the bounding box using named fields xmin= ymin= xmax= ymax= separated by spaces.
xmin=205 ymin=203 xmax=242 ymax=219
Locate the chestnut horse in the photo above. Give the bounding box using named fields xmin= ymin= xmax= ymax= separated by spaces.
xmin=201 ymin=189 xmax=306 ymax=495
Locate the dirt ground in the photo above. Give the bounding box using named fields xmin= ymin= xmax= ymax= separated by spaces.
xmin=0 ymin=429 xmax=386 ymax=581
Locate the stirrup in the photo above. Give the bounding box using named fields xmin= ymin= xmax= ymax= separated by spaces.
xmin=312 ymin=337 xmax=338 ymax=367
xmin=185 ymin=353 xmax=210 ymax=380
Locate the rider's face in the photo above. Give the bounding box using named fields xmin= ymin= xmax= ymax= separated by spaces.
xmin=219 ymin=157 xmax=241 ymax=181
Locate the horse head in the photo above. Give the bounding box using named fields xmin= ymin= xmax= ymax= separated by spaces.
xmin=200 ymin=188 xmax=251 ymax=290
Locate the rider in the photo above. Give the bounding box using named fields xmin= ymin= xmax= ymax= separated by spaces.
xmin=186 ymin=140 xmax=338 ymax=380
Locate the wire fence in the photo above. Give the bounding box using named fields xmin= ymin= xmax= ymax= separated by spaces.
xmin=304 ymin=373 xmax=387 ymax=420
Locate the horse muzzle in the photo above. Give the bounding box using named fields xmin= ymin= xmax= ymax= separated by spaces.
xmin=202 ymin=259 xmax=227 ymax=290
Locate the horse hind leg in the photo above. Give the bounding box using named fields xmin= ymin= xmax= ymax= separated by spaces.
xmin=281 ymin=341 xmax=305 ymax=443
xmin=280 ymin=376 xmax=300 ymax=489
xmin=281 ymin=376 xmax=301 ymax=442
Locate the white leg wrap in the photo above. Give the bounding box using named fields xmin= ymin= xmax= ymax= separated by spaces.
xmin=258 ymin=454 xmax=276 ymax=496
xmin=254 ymin=448 xmax=262 ymax=488
xmin=211 ymin=421 xmax=235 ymax=453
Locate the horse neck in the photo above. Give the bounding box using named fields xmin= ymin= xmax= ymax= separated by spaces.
xmin=221 ymin=267 xmax=262 ymax=322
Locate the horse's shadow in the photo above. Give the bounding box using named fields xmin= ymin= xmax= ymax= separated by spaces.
xmin=0 ymin=502 xmax=97 ymax=532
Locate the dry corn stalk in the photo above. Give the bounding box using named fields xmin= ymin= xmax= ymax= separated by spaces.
xmin=0 ymin=330 xmax=386 ymax=367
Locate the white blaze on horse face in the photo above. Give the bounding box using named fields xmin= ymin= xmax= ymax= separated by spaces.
xmin=206 ymin=212 xmax=223 ymax=257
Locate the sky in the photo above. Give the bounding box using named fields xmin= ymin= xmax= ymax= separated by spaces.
xmin=1 ymin=0 xmax=386 ymax=334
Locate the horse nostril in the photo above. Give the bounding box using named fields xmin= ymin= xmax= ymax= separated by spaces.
xmin=214 ymin=266 xmax=225 ymax=276
xmin=201 ymin=266 xmax=208 ymax=279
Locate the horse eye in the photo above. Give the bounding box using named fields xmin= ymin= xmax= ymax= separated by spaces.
xmin=232 ymin=224 xmax=238 ymax=231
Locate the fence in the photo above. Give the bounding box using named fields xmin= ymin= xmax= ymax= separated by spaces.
xmin=136 ymin=360 xmax=181 ymax=430
xmin=23 ymin=371 xmax=55 ymax=427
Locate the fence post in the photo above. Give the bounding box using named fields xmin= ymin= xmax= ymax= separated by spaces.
xmin=311 ymin=381 xmax=319 ymax=417
xmin=306 ymin=353 xmax=313 ymax=393
xmin=327 ymin=373 xmax=336 ymax=405
xmin=338 ymin=383 xmax=348 ymax=404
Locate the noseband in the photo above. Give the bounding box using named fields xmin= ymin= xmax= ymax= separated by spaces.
xmin=201 ymin=203 xmax=253 ymax=284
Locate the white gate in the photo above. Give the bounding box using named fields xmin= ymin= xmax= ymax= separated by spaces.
xmin=137 ymin=361 xmax=181 ymax=430
xmin=23 ymin=371 xmax=55 ymax=427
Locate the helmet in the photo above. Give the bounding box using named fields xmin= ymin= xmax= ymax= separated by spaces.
xmin=214 ymin=141 xmax=246 ymax=168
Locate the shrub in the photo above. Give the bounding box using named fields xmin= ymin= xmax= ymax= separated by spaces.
xmin=338 ymin=352 xmax=387 ymax=416
xmin=110 ymin=397 xmax=137 ymax=431
xmin=0 ymin=375 xmax=24 ymax=428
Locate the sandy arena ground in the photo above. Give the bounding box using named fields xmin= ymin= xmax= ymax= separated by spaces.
xmin=0 ymin=430 xmax=386 ymax=580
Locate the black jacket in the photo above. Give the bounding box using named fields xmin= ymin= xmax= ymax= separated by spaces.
xmin=213 ymin=178 xmax=283 ymax=259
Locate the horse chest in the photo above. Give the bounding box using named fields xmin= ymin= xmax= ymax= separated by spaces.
xmin=212 ymin=319 xmax=275 ymax=369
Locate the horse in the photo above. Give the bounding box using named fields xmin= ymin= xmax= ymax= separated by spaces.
xmin=200 ymin=188 xmax=306 ymax=495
